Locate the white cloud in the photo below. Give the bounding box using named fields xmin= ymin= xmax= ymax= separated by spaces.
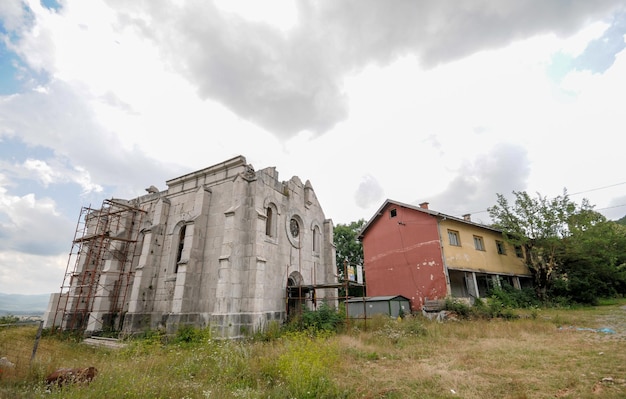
xmin=213 ymin=0 xmax=297 ymax=31
xmin=0 ymin=251 xmax=66 ymax=295
xmin=0 ymin=181 xmax=71 ymax=255
xmin=23 ymin=159 xmax=57 ymax=186
xmin=23 ymin=158 xmax=104 ymax=194
xmin=73 ymin=166 xmax=104 ymax=195
xmin=355 ymin=175 xmax=384 ymax=209
xmin=560 ymin=21 xmax=611 ymax=57
xmin=0 ymin=0 xmax=29 ymax=31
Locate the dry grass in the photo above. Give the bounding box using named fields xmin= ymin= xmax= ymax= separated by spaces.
xmin=1 ymin=301 xmax=625 ymax=398
xmin=336 ymin=304 xmax=626 ymax=398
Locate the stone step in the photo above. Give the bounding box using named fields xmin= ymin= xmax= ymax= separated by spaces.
xmin=83 ymin=337 xmax=126 ymax=349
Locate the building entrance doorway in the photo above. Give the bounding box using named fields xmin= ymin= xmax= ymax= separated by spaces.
xmin=286 ymin=272 xmax=310 ymax=319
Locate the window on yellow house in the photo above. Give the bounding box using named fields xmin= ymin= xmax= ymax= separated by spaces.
xmin=473 ymin=236 xmax=485 ymax=251
xmin=448 ymin=230 xmax=460 ymax=246
xmin=496 ymin=240 xmax=506 ymax=255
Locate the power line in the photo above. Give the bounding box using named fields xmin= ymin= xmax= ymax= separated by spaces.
xmin=569 ymin=181 xmax=626 ymax=196
xmin=449 ymin=180 xmax=626 ymax=219
xmin=596 ymin=204 xmax=626 ymax=212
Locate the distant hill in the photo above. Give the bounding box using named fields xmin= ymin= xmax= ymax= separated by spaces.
xmin=0 ymin=293 xmax=51 ymax=316
xmin=616 ymin=215 xmax=626 ymax=225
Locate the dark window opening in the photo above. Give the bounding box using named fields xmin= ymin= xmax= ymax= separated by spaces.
xmin=476 ymin=274 xmax=492 ymax=297
xmin=390 ymin=209 xmax=397 ymax=218
xmin=496 ymin=240 xmax=506 ymax=255
xmin=266 ymin=207 xmax=273 ymax=236
xmin=175 ymin=224 xmax=186 ymax=273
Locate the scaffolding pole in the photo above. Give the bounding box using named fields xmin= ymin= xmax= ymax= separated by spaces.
xmin=51 ymin=199 xmax=146 ymax=334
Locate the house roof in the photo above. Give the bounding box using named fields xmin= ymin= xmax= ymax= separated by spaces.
xmin=358 ymin=199 xmax=502 ymax=240
xmin=344 ymin=295 xmax=410 ymax=303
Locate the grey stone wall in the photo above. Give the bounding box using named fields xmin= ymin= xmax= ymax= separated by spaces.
xmin=44 ymin=155 xmax=337 ymax=338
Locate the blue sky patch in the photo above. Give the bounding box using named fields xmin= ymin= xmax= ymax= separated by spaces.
xmin=40 ymin=0 xmax=62 ymax=12
xmin=0 ymin=44 xmax=51 ymax=94
xmin=572 ymin=12 xmax=626 ymax=74
xmin=0 ymin=44 xmax=22 ymax=95
xmin=0 ymin=136 xmax=55 ymax=162
xmin=547 ymin=12 xmax=626 ymax=82
xmin=0 ymin=138 xmax=82 ymax=215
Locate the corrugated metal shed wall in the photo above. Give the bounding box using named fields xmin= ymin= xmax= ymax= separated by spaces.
xmin=346 ymin=296 xmax=410 ymax=318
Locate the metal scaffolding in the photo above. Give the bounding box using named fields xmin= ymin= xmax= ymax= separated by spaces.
xmin=51 ymin=199 xmax=146 ymax=333
xmin=286 ymin=279 xmax=367 ymax=329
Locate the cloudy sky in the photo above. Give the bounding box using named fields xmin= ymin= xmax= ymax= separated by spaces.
xmin=1 ymin=0 xmax=625 ymax=295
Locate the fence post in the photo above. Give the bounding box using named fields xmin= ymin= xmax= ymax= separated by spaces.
xmin=30 ymin=320 xmax=44 ymax=365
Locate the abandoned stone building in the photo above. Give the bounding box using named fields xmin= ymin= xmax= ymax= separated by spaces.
xmin=43 ymin=156 xmax=338 ymax=338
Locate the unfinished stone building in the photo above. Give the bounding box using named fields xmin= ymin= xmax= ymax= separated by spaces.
xmin=43 ymin=156 xmax=338 ymax=338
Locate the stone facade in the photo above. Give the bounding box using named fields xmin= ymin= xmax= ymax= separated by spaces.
xmin=43 ymin=156 xmax=337 ymax=338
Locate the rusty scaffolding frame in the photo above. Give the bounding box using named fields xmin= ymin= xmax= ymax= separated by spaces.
xmin=51 ymin=199 xmax=146 ymax=333
xmin=286 ymin=279 xmax=367 ymax=329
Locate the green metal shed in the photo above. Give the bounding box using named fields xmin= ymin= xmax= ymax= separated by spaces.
xmin=345 ymin=295 xmax=411 ymax=318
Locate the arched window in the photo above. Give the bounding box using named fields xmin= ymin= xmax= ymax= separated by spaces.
xmin=312 ymin=225 xmax=320 ymax=252
xmin=265 ymin=203 xmax=278 ymax=238
xmin=265 ymin=207 xmax=273 ymax=237
xmin=175 ymin=224 xmax=186 ymax=273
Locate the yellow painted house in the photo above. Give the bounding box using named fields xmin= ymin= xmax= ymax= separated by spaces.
xmin=440 ymin=214 xmax=533 ymax=299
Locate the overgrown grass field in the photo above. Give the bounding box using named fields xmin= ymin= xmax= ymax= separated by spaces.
xmin=1 ymin=300 xmax=625 ymax=398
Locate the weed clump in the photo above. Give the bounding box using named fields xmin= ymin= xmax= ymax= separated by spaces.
xmin=285 ymin=303 xmax=345 ymax=334
xmin=173 ymin=325 xmax=212 ymax=345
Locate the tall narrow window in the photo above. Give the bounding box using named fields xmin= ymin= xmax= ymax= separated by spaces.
xmin=496 ymin=240 xmax=506 ymax=255
xmin=265 ymin=207 xmax=273 ymax=236
xmin=175 ymin=224 xmax=186 ymax=273
xmin=312 ymin=226 xmax=320 ymax=252
xmin=473 ymin=236 xmax=485 ymax=251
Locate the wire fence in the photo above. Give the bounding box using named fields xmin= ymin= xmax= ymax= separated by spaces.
xmin=0 ymin=320 xmax=44 ymax=381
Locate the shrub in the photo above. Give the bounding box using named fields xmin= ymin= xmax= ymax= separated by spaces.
xmin=287 ymin=303 xmax=344 ymax=333
xmin=173 ymin=325 xmax=211 ymax=344
xmin=489 ymin=284 xmax=541 ymax=309
xmin=470 ymin=297 xmax=493 ymax=319
xmin=254 ymin=320 xmax=283 ymax=341
xmin=444 ymin=298 xmax=472 ymax=318
xmin=445 ymin=297 xmax=520 ymax=320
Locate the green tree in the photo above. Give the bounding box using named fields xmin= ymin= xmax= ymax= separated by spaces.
xmin=558 ymin=217 xmax=626 ymax=304
xmin=333 ymin=219 xmax=366 ymax=296
xmin=488 ymin=190 xmax=591 ymax=300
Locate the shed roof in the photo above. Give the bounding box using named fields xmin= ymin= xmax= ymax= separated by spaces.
xmin=345 ymin=295 xmax=410 ymax=303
